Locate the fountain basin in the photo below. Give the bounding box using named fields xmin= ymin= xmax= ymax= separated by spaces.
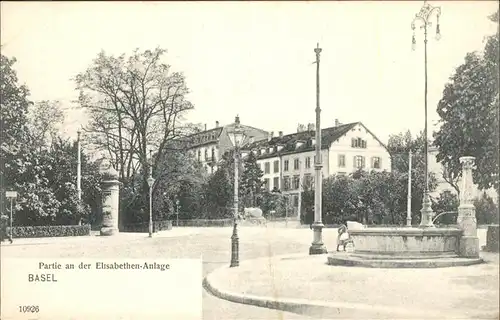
xmin=328 ymin=227 xmax=484 ymax=268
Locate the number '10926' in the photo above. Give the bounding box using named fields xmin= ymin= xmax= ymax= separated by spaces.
xmin=19 ymin=306 xmax=39 ymax=313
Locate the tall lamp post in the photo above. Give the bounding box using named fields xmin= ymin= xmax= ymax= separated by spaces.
xmin=147 ymin=150 xmax=155 ymax=238
xmin=309 ymin=43 xmax=327 ymax=255
xmin=228 ymin=115 xmax=246 ymax=268
xmin=76 ymin=130 xmax=82 ymax=225
xmin=411 ymin=1 xmax=441 ymax=227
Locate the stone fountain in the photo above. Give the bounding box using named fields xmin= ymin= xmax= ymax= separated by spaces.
xmin=328 ymin=156 xmax=483 ymax=268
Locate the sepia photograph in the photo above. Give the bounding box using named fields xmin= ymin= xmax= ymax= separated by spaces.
xmin=1 ymin=1 xmax=499 ymax=319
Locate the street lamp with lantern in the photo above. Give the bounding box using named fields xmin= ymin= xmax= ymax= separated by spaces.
xmin=228 ymin=115 xmax=246 ymax=268
xmin=411 ymin=0 xmax=441 ymax=227
xmin=147 ymin=150 xmax=155 ymax=238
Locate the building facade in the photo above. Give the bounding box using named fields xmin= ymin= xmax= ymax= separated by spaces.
xmin=183 ymin=117 xmax=269 ymax=174
xmin=246 ymin=121 xmax=392 ymax=219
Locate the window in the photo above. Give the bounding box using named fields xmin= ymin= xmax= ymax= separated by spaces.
xmin=303 ymin=174 xmax=312 ymax=189
xmin=273 ymin=177 xmax=280 ymax=190
xmin=294 ymin=158 xmax=300 ymax=170
xmin=372 ymin=157 xmax=381 ymax=169
xmin=338 ymin=154 xmax=345 ymax=168
xmin=204 ymin=149 xmax=208 ymax=160
xmin=264 ymin=178 xmax=270 ymax=190
xmin=283 ymin=176 xmax=291 ymax=191
xmin=305 ymin=157 xmax=311 ymax=169
xmin=292 ymin=175 xmax=300 ymax=190
xmin=211 ymin=148 xmax=215 ymax=161
xmin=351 ymin=138 xmax=367 ymax=149
xmin=284 ymin=160 xmax=289 ymax=172
xmin=258 ymin=163 xmax=262 ymax=171
xmin=198 ymin=150 xmax=201 ymax=161
xmin=264 ymin=162 xmax=270 ymax=174
xmin=354 ymin=156 xmax=365 ymax=169
xmin=273 ymin=160 xmax=279 ymax=173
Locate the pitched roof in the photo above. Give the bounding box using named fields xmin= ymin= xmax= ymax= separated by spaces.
xmin=246 ymin=122 xmax=358 ymax=160
xmin=177 ymin=127 xmax=224 ymax=148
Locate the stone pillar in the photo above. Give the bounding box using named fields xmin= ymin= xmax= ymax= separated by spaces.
xmin=99 ymin=161 xmax=120 ymax=236
xmin=457 ymin=156 xmax=479 ymax=258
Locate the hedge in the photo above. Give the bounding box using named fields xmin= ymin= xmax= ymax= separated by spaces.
xmin=175 ymin=219 xmax=234 ymax=227
xmin=121 ymin=220 xmax=173 ymax=233
xmin=6 ymin=225 xmax=91 ymax=238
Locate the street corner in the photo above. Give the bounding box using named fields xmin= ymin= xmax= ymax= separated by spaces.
xmin=203 ymin=253 xmax=327 ymax=305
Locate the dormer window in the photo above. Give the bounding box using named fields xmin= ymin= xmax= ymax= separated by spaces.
xmin=261 ymin=148 xmax=267 ymax=154
xmin=311 ymin=138 xmax=316 ymax=146
xmin=277 ymin=145 xmax=284 ymax=152
xmin=295 ymin=140 xmax=304 ymax=149
xmin=351 ymin=138 xmax=367 ymax=149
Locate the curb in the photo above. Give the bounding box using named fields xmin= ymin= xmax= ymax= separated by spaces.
xmin=203 ymin=254 xmax=471 ymax=319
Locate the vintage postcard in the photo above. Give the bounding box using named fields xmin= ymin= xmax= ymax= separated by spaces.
xmin=1 ymin=1 xmax=498 ymax=319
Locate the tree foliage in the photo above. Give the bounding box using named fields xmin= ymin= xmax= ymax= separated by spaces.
xmin=75 ymin=47 xmax=194 ymax=184
xmin=240 ymin=152 xmax=264 ymax=207
xmin=433 ymin=11 xmax=499 ymax=194
xmin=301 ymin=169 xmax=437 ymax=225
xmin=1 ymin=54 xmax=102 ymax=227
xmin=27 ymin=100 xmax=65 ymax=151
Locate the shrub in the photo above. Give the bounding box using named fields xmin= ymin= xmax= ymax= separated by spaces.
xmin=474 ymin=193 xmax=499 ymax=225
xmin=432 ymin=191 xmax=459 ymax=225
xmin=7 ymin=225 xmax=91 ymax=238
xmin=485 ymin=225 xmax=499 ymax=252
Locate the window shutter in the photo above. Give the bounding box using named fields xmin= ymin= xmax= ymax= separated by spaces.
xmin=353 ymin=156 xmax=357 ymax=168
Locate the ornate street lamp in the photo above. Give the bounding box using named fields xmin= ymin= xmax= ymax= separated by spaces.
xmin=147 ymin=150 xmax=155 ymax=237
xmin=411 ymin=1 xmax=441 ymax=227
xmin=228 ymin=115 xmax=246 ymax=268
xmin=309 ymin=43 xmax=327 ymax=255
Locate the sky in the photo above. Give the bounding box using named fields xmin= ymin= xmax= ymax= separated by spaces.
xmin=1 ymin=1 xmax=498 ymax=144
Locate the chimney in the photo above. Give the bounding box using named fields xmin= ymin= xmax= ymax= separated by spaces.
xmin=279 ymin=131 xmax=283 ymax=138
xmin=235 ymin=115 xmax=240 ymax=125
xmin=204 ymin=123 xmax=207 ymax=131
xmin=215 ymin=121 xmax=219 ymax=128
xmin=335 ymin=119 xmax=340 ymax=127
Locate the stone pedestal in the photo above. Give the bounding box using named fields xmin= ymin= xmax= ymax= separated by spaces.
xmin=99 ymin=161 xmax=120 ymax=236
xmin=309 ymin=223 xmax=328 ymax=255
xmin=457 ymin=156 xmax=479 ymax=258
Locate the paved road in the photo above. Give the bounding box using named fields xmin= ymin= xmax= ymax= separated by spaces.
xmin=2 ymin=227 xmax=332 ymax=319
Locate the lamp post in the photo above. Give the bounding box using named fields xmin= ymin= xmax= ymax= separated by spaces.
xmin=147 ymin=150 xmax=155 ymax=238
xmin=309 ymin=43 xmax=327 ymax=255
xmin=411 ymin=0 xmax=441 ymax=227
xmin=176 ymin=198 xmax=180 ymax=227
xmin=407 ymin=150 xmax=413 ymax=227
xmin=228 ymin=115 xmax=246 ymax=268
xmin=77 ymin=130 xmax=82 ymax=201
xmin=76 ymin=130 xmax=82 ymax=225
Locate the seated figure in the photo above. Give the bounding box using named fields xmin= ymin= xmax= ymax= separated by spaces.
xmin=336 ymin=224 xmax=353 ymax=251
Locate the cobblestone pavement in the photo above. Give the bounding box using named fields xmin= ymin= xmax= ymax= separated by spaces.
xmin=1 ymin=227 xmax=336 ymax=319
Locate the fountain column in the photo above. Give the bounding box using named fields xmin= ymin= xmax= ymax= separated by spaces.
xmin=457 ymin=156 xmax=479 ymax=258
